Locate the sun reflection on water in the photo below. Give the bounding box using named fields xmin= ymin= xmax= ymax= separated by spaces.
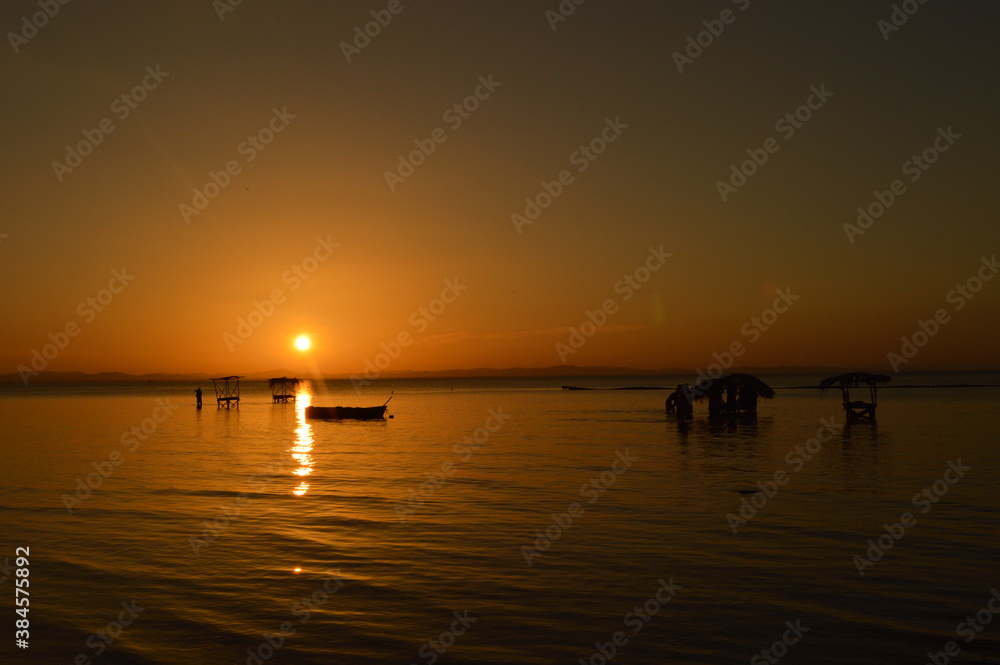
xmin=291 ymin=386 xmax=314 ymax=496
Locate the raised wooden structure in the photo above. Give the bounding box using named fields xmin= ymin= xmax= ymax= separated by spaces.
xmin=211 ymin=375 xmax=243 ymax=409
xmin=269 ymin=377 xmax=301 ymax=403
xmin=696 ymin=373 xmax=775 ymax=418
xmin=819 ymin=372 xmax=889 ymax=422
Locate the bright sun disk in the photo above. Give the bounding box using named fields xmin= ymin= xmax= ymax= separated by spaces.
xmin=295 ymin=335 xmax=311 ymax=351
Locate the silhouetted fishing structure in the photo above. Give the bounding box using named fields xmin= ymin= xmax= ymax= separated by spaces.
xmin=819 ymin=372 xmax=889 ymax=422
xmin=269 ymin=377 xmax=301 ymax=403
xmin=695 ymin=373 xmax=775 ymax=418
xmin=211 ymin=375 xmax=243 ymax=409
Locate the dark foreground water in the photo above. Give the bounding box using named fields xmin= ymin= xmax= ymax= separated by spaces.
xmin=0 ymin=374 xmax=998 ymax=664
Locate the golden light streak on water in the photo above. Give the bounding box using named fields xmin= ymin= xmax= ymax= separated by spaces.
xmin=291 ymin=384 xmax=314 ymax=496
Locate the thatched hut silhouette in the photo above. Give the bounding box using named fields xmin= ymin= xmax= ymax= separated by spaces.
xmin=819 ymin=372 xmax=889 ymax=422
xmin=269 ymin=377 xmax=301 ymax=403
xmin=694 ymin=373 xmax=775 ymax=417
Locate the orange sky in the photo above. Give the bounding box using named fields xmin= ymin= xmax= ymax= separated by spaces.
xmin=2 ymin=2 xmax=998 ymax=378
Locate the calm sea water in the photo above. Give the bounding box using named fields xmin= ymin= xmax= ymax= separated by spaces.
xmin=1 ymin=374 xmax=998 ymax=664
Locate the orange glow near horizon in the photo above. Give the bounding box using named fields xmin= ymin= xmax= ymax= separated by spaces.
xmin=2 ymin=4 xmax=998 ymax=378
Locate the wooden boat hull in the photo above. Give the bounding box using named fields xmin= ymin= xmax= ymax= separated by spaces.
xmin=305 ymin=405 xmax=387 ymax=420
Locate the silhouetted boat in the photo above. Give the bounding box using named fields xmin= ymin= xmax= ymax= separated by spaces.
xmin=305 ymin=405 xmax=387 ymax=420
xmin=305 ymin=393 xmax=393 ymax=420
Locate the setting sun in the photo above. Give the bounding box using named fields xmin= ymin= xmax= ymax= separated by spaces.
xmin=295 ymin=335 xmax=311 ymax=351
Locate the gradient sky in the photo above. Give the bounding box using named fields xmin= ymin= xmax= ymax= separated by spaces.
xmin=2 ymin=1 xmax=998 ymax=377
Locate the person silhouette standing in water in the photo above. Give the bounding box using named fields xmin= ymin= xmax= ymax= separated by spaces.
xmin=666 ymin=384 xmax=694 ymax=418
xmin=677 ymin=383 xmax=694 ymax=419
xmin=195 ymin=387 xmax=202 ymax=409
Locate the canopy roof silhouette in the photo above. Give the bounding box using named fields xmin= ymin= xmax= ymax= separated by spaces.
xmin=267 ymin=377 xmax=301 ymax=388
xmin=693 ymin=373 xmax=775 ymax=401
xmin=818 ymin=372 xmax=891 ymax=393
